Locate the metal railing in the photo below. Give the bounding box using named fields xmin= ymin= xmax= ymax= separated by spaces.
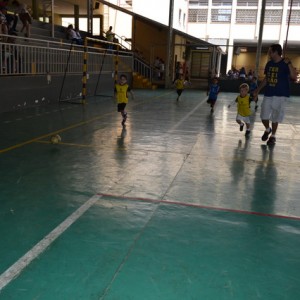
xmin=0 ymin=34 xmax=133 ymax=76
xmin=1 ymin=33 xmax=157 ymax=89
xmin=133 ymin=55 xmax=153 ymax=81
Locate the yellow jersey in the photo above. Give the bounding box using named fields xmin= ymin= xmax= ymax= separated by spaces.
xmin=115 ymin=83 xmax=130 ymax=104
xmin=174 ymin=79 xmax=185 ymax=90
xmin=236 ymin=94 xmax=251 ymax=117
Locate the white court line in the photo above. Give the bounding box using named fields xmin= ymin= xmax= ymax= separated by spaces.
xmin=0 ymin=194 xmax=102 ymax=292
xmin=169 ymin=98 xmax=207 ymax=133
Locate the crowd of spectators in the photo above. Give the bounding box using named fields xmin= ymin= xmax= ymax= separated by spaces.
xmin=226 ymin=65 xmax=300 ymax=84
xmin=226 ymin=66 xmax=255 ymax=81
xmin=0 ymin=1 xmax=31 ymax=39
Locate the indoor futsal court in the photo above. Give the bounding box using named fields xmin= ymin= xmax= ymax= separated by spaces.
xmin=1 ymin=89 xmax=300 ymax=299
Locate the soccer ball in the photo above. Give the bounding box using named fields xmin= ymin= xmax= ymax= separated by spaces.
xmin=50 ymin=134 xmax=61 ymax=144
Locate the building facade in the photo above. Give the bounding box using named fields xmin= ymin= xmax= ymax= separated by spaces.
xmin=188 ymin=0 xmax=300 ymax=75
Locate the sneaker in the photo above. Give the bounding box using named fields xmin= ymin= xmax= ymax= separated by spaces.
xmin=267 ymin=136 xmax=276 ymax=145
xmin=261 ymin=128 xmax=272 ymax=141
xmin=245 ymin=130 xmax=251 ymax=137
xmin=240 ymin=123 xmax=244 ymax=132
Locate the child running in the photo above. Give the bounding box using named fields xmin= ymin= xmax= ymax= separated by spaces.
xmin=114 ymin=74 xmax=134 ymax=127
xmin=228 ymin=83 xmax=252 ymax=137
xmin=174 ymin=74 xmax=188 ymax=102
xmin=207 ymin=77 xmax=220 ymax=113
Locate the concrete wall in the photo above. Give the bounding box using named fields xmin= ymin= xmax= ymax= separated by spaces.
xmin=134 ymin=18 xmax=168 ymax=65
xmin=0 ymin=72 xmax=132 ymax=114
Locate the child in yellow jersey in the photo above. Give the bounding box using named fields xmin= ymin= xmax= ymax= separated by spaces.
xmin=228 ymin=83 xmax=252 ymax=137
xmin=114 ymin=74 xmax=134 ymax=127
xmin=173 ymin=74 xmax=188 ymax=101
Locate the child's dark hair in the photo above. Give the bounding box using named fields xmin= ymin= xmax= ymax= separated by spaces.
xmin=120 ymin=74 xmax=127 ymax=80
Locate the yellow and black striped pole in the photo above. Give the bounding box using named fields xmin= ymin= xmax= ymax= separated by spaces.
xmin=81 ymin=37 xmax=88 ymax=104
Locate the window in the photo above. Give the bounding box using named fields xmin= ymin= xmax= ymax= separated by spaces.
xmin=266 ymin=0 xmax=283 ymax=6
xmin=211 ymin=9 xmax=232 ymax=22
xmin=286 ymin=9 xmax=300 ymax=24
xmin=288 ymin=0 xmax=300 ymax=6
xmin=237 ymin=0 xmax=258 ymax=6
xmin=264 ymin=9 xmax=283 ymax=23
xmin=189 ymin=0 xmax=209 ymax=5
xmin=62 ymin=17 xmax=101 ymax=36
xmin=212 ymin=0 xmax=232 ymax=6
xmin=236 ymin=9 xmax=257 ymax=22
xmin=179 ymin=9 xmax=182 ymax=24
xmin=188 ymin=9 xmax=208 ymax=22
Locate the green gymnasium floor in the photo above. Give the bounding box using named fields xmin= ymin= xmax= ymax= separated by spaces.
xmin=1 ymin=89 xmax=300 ymax=299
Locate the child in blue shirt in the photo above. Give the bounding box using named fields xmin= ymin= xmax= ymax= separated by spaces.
xmin=207 ymin=77 xmax=220 ymax=113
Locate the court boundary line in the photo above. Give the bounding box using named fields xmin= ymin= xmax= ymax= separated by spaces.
xmin=0 ymin=195 xmax=102 ymax=292
xmin=98 ymin=193 xmax=300 ymax=221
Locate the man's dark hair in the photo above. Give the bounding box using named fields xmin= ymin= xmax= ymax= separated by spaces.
xmin=270 ymin=44 xmax=282 ymax=56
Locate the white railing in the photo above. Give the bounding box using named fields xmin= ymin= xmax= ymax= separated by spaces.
xmin=0 ymin=34 xmax=133 ymax=76
xmin=133 ymin=55 xmax=153 ymax=81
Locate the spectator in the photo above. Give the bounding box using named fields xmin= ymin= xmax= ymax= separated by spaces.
xmin=154 ymin=56 xmax=160 ymax=79
xmin=247 ymin=69 xmax=253 ymax=81
xmin=239 ymin=67 xmax=246 ymax=81
xmin=227 ymin=69 xmax=233 ymax=78
xmin=106 ymin=26 xmax=114 ymax=50
xmin=75 ymin=26 xmax=83 ymax=43
xmin=0 ymin=6 xmax=8 ymax=41
xmin=67 ymin=24 xmax=83 ymax=45
xmin=12 ymin=0 xmax=31 ymax=38
xmin=1 ymin=1 xmax=18 ymax=33
xmin=159 ymin=58 xmax=165 ymax=80
xmin=232 ymin=67 xmax=239 ymax=79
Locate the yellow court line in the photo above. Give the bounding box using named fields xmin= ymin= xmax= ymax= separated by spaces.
xmin=36 ymin=140 xmax=128 ymax=150
xmin=0 ymin=91 xmax=172 ymax=154
xmin=0 ymin=116 xmax=103 ymax=154
xmin=35 ymin=140 xmax=94 ymax=148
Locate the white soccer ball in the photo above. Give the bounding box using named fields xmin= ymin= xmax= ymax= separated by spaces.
xmin=50 ymin=134 xmax=61 ymax=144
